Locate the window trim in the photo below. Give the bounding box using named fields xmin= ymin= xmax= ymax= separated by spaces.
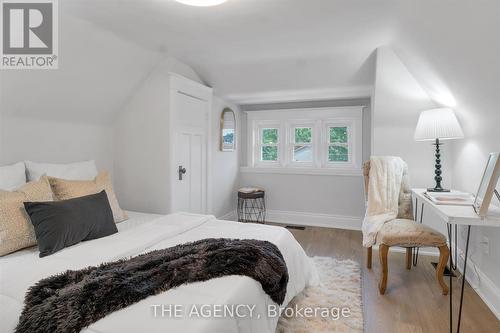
xmin=287 ymin=120 xmax=317 ymax=168
xmin=322 ymin=119 xmax=356 ymax=169
xmin=246 ymin=107 xmax=363 ymax=173
xmin=253 ymin=121 xmax=282 ymax=167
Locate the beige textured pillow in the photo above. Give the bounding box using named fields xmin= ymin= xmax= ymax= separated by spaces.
xmin=48 ymin=171 xmax=128 ymax=223
xmin=0 ymin=176 xmax=54 ymax=256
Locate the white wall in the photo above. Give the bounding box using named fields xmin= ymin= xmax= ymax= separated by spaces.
xmin=0 ymin=14 xmax=161 ymax=124
xmin=372 ymin=47 xmax=453 ymax=189
xmin=371 ymin=46 xmax=456 ymax=240
xmin=374 ymin=44 xmax=500 ymax=317
xmin=0 ymin=115 xmax=113 ymax=173
xmin=113 ymin=60 xmax=239 ymax=218
xmin=238 ymin=172 xmax=365 ymax=228
xmin=448 ymin=108 xmax=500 ymax=319
xmin=112 ymin=70 xmax=171 ymax=213
xmin=211 ymin=97 xmax=240 ymax=218
xmin=113 ymin=58 xmax=203 ymax=214
xmin=387 ymin=1 xmax=500 ymax=317
xmin=0 ymin=11 xmax=160 ymax=178
xmin=450 ymin=110 xmax=500 ymax=318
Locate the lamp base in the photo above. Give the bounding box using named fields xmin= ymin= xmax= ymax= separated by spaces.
xmin=427 ymin=187 xmax=451 ymax=193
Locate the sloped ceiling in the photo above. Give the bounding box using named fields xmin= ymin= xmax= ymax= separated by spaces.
xmin=390 ymin=1 xmax=500 ymax=138
xmin=63 ymin=0 xmax=498 ymax=105
xmin=1 ymin=0 xmax=498 ymax=122
xmin=64 ymin=0 xmax=397 ymax=101
xmin=0 ymin=11 xmax=163 ymax=123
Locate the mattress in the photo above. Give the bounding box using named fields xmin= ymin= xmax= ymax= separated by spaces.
xmin=0 ymin=212 xmax=317 ymax=333
xmin=117 ymin=210 xmax=164 ymax=231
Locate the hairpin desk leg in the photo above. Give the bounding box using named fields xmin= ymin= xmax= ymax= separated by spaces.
xmin=413 ymin=202 xmax=424 ymax=266
xmin=456 ymin=225 xmax=471 ymax=333
xmin=447 ymin=223 xmax=453 ymax=333
xmin=453 ymin=225 xmax=457 ymax=270
xmin=414 ymin=197 xmax=418 ymax=221
xmin=413 ymin=197 xmax=418 ymax=267
xmin=447 ymin=223 xmax=471 ymax=333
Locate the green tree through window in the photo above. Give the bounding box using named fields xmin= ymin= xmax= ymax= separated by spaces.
xmin=262 ymin=146 xmax=278 ymax=161
xmin=262 ymin=128 xmax=278 ymax=144
xmin=330 ymin=127 xmax=347 ymax=143
xmin=261 ymin=128 xmax=278 ymax=161
xmin=329 ymin=126 xmax=348 ymax=162
xmin=295 ymin=127 xmax=312 ymax=143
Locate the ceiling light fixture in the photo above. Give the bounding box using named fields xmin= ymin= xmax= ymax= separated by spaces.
xmin=175 ymin=0 xmax=228 ymax=6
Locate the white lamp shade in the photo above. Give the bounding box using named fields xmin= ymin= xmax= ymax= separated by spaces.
xmin=414 ymin=108 xmax=464 ymax=141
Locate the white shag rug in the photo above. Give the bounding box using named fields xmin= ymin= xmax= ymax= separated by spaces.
xmin=276 ymin=257 xmax=363 ymax=333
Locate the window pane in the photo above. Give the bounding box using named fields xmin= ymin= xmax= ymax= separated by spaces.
xmin=294 ymin=127 xmax=312 ymax=144
xmin=329 ymin=127 xmax=348 ymax=143
xmin=262 ymin=128 xmax=278 ymax=144
xmin=293 ymin=145 xmax=312 ymax=162
xmin=328 ymin=145 xmax=348 ymax=162
xmin=261 ymin=146 xmax=278 ymax=161
xmin=223 ymin=129 xmax=234 ymax=145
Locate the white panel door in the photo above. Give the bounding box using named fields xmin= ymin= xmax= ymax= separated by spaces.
xmin=171 ymin=91 xmax=208 ymax=214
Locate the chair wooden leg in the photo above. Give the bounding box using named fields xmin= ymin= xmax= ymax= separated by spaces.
xmin=367 ymin=246 xmax=372 ymax=269
xmin=406 ymin=247 xmax=412 ymax=270
xmin=437 ymin=245 xmax=450 ymax=295
xmin=379 ymin=244 xmax=389 ymax=294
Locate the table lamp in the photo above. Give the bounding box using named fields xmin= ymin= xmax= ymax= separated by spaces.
xmin=414 ymin=108 xmax=464 ymax=192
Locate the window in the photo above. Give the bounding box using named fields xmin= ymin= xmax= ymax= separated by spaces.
xmin=328 ymin=126 xmax=349 ymax=162
xmin=246 ymin=107 xmax=362 ymax=174
xmin=293 ymin=127 xmax=313 ymax=162
xmin=261 ymin=128 xmax=279 ymax=161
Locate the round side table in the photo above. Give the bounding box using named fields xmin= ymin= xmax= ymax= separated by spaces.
xmin=237 ymin=188 xmax=266 ymax=223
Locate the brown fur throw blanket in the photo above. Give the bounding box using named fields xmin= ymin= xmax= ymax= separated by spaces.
xmin=16 ymin=238 xmax=289 ymax=333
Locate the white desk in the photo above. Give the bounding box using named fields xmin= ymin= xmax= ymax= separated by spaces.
xmin=412 ymin=188 xmax=500 ymax=333
xmin=412 ymin=188 xmax=500 ymax=226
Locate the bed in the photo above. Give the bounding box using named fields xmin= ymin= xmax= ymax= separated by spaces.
xmin=0 ymin=212 xmax=317 ymax=333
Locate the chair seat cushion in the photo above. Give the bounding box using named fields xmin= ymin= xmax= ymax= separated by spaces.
xmin=378 ymin=219 xmax=447 ymax=247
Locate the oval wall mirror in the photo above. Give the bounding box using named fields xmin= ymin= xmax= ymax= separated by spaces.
xmin=220 ymin=108 xmax=236 ymax=151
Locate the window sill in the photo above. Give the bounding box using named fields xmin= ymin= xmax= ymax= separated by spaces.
xmin=240 ymin=166 xmax=362 ymax=176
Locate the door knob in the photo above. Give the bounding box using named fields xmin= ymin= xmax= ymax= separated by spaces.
xmin=178 ymin=166 xmax=187 ymax=180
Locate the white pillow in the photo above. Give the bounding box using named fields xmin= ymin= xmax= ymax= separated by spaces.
xmin=25 ymin=160 xmax=98 ymax=181
xmin=0 ymin=162 xmax=26 ymax=190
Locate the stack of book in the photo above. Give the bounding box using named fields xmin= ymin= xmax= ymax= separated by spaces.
xmin=424 ymin=191 xmax=475 ymax=206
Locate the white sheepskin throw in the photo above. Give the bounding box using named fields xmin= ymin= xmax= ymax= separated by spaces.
xmin=362 ymin=156 xmax=406 ymax=247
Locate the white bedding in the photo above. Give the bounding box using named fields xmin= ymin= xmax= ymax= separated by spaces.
xmin=0 ymin=212 xmax=317 ymax=333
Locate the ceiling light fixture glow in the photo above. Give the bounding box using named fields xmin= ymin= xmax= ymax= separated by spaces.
xmin=175 ymin=0 xmax=228 ymax=6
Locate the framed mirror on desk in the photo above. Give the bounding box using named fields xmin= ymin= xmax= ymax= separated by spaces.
xmin=474 ymin=152 xmax=500 ymax=217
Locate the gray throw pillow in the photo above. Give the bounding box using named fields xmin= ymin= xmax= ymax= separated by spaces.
xmin=24 ymin=191 xmax=117 ymax=257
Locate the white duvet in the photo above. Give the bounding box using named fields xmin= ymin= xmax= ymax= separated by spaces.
xmin=0 ymin=212 xmax=317 ymax=333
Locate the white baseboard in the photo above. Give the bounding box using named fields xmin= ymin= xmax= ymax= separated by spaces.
xmin=455 ymin=248 xmax=500 ymax=320
xmin=218 ymin=211 xmax=237 ymax=221
xmin=217 ymin=209 xmax=362 ymax=230
xmin=265 ymin=210 xmax=362 ymax=230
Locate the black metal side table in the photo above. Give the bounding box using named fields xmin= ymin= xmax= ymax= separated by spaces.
xmin=237 ymin=188 xmax=266 ymax=223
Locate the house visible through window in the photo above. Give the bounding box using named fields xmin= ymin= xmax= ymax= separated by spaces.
xmin=293 ymin=127 xmax=312 ymax=162
xmin=247 ymin=107 xmax=363 ymax=174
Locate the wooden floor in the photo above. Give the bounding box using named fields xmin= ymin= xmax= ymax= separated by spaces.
xmin=284 ymin=225 xmax=500 ymax=333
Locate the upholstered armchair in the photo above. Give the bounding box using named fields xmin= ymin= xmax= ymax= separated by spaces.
xmin=363 ymin=160 xmax=449 ymax=295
